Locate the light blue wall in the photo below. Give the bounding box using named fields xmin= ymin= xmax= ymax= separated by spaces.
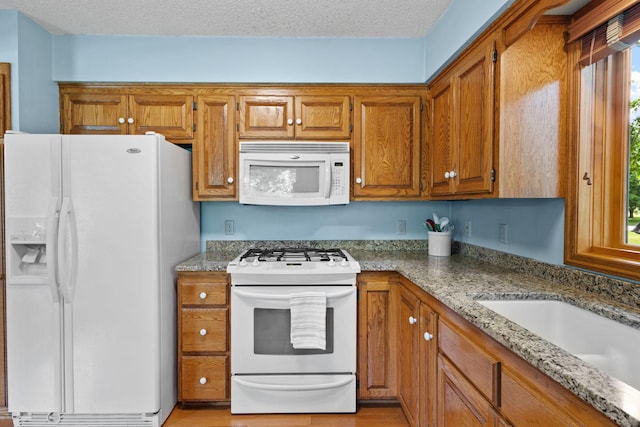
xmin=201 ymin=201 xmax=450 ymax=250
xmin=52 ymin=36 xmax=426 ymax=83
xmin=16 ymin=13 xmax=58 ymax=132
xmin=423 ymin=0 xmax=514 ymax=80
xmin=0 ymin=11 xmax=58 ymax=132
xmin=452 ymin=199 xmax=565 ymax=264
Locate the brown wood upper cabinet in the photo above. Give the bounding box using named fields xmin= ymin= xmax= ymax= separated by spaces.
xmin=192 ymin=95 xmax=237 ymax=201
xmin=237 ymin=95 xmax=351 ymax=140
xmin=428 ymin=39 xmax=496 ymax=198
xmin=353 ymin=94 xmax=423 ymax=200
xmin=59 ymin=85 xmax=195 ymax=143
xmin=427 ymin=17 xmax=567 ymax=199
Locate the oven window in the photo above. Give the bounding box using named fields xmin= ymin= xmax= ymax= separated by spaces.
xmin=253 ymin=308 xmax=334 ymax=355
xmin=248 ymin=165 xmax=320 ymax=197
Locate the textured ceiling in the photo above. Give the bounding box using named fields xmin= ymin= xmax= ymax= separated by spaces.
xmin=0 ymin=0 xmax=454 ymax=38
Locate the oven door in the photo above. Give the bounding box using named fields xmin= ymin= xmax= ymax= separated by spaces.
xmin=230 ymin=285 xmax=356 ymax=374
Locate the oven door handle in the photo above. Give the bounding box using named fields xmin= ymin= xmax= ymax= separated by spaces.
xmin=232 ymin=287 xmax=355 ymax=301
xmin=234 ymin=376 xmax=353 ymax=391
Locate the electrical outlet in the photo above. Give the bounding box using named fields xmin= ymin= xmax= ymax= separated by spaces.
xmin=224 ymin=220 xmax=234 ymax=235
xmin=397 ymin=220 xmax=406 ymax=235
xmin=464 ymin=221 xmax=471 ymax=237
xmin=499 ymin=223 xmax=508 ymax=243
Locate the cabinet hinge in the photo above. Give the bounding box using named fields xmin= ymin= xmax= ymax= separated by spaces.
xmin=192 ymin=123 xmax=196 ymax=132
xmin=350 ymin=123 xmax=353 ymax=133
xmin=492 ymin=49 xmax=498 ymax=63
xmin=350 ymin=103 xmax=353 ymax=112
xmin=195 ymin=181 xmax=199 ymax=190
xmin=420 ymin=103 xmax=424 ymax=112
xmin=237 ymin=124 xmax=240 ymax=132
xmin=236 ymin=103 xmax=240 ymax=111
xmin=490 ymin=169 xmax=496 ymax=181
xmin=192 ymin=101 xmax=197 ymax=111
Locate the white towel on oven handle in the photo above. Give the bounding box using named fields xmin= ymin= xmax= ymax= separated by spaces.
xmin=290 ymin=291 xmax=327 ymax=350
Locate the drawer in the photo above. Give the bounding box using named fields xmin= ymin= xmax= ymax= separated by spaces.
xmin=181 ymin=308 xmax=228 ymax=353
xmin=180 ymin=355 xmax=229 ymax=401
xmin=180 ymin=277 xmax=228 ymax=306
xmin=438 ymin=318 xmax=500 ymax=404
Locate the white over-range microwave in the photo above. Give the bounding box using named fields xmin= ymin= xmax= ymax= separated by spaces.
xmin=239 ymin=141 xmax=350 ymax=206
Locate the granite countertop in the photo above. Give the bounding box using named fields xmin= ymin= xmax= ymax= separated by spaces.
xmin=176 ymin=240 xmax=640 ymax=427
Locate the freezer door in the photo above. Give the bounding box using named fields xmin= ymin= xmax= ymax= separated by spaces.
xmin=61 ymin=135 xmax=161 ymax=413
xmin=4 ymin=134 xmax=64 ymax=413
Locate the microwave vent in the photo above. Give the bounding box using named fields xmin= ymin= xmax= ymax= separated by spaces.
xmin=240 ymin=142 xmax=350 ymax=153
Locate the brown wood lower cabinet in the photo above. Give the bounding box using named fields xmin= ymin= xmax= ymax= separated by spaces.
xmin=357 ymin=274 xmax=617 ymax=427
xmin=177 ymin=272 xmax=230 ymax=402
xmin=176 ymin=271 xmax=616 ymax=427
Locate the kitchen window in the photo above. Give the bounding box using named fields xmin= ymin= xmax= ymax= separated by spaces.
xmin=565 ymin=0 xmax=640 ymax=280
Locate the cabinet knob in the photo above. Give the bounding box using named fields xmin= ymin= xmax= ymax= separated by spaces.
xmin=287 ymin=119 xmax=294 ymax=125
xmin=199 ymin=292 xmax=207 ymax=300
xmin=424 ymin=332 xmax=433 ymax=341
xmin=200 ymin=328 xmax=207 ymax=336
xmin=227 ymin=177 xmax=234 ymax=184
xmin=355 ymin=177 xmax=362 ymax=185
xmin=444 ymin=171 xmax=450 ymax=179
xmin=296 ymin=118 xmax=302 ymax=125
xmin=127 ymin=117 xmax=134 ymax=124
xmin=409 ymin=316 xmax=417 ymax=325
xmin=199 ymin=377 xmax=207 ymax=385
xmin=118 ymin=117 xmax=125 ymax=124
xmin=450 ymin=170 xmax=457 ymax=178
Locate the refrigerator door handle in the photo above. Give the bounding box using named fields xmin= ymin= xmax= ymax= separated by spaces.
xmin=58 ymin=197 xmax=78 ymax=302
xmin=46 ymin=197 xmax=61 ymax=302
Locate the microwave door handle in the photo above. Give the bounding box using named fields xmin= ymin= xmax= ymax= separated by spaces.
xmin=324 ymin=161 xmax=331 ymax=198
xmin=232 ymin=288 xmax=355 ymax=301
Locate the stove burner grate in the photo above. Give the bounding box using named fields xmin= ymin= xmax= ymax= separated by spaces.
xmin=240 ymin=248 xmax=348 ymax=263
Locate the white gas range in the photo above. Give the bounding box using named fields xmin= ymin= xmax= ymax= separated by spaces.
xmin=227 ymin=248 xmax=361 ymax=414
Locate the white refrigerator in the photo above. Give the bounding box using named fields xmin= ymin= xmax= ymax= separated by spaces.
xmin=3 ymin=133 xmax=200 ymax=427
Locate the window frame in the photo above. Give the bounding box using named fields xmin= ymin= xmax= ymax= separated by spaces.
xmin=565 ymin=39 xmax=640 ymax=281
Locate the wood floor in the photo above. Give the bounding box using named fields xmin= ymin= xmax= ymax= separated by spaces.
xmin=163 ymin=405 xmax=409 ymax=427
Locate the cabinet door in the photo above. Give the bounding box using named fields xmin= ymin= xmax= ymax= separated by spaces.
xmin=399 ymin=288 xmax=421 ymax=427
xmin=128 ymin=93 xmax=194 ymax=142
xmin=453 ymin=41 xmax=495 ymax=195
xmin=429 ymin=78 xmax=454 ymax=196
xmin=238 ymin=95 xmax=294 ymax=138
xmin=357 ymin=273 xmax=398 ymax=400
xmin=61 ymin=92 xmax=128 ymax=135
xmin=193 ymin=95 xmax=237 ymax=200
xmin=354 ymin=95 xmax=422 ymax=199
xmin=438 ymin=354 xmax=496 ymax=427
xmin=294 ymin=95 xmax=351 ymax=139
xmin=420 ymin=303 xmax=438 ymax=427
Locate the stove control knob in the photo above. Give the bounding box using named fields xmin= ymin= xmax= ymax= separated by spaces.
xmin=252 ymin=259 xmax=260 ymax=267
xmin=328 ymin=259 xmax=336 ymax=267
xmin=340 ymin=259 xmax=349 ymax=267
xmin=239 ymin=259 xmax=248 ymax=267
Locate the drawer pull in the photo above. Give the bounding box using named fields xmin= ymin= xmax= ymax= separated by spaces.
xmin=199 ymin=377 xmax=207 ymax=385
xmin=199 ymin=292 xmax=207 ymax=300
xmin=200 ymin=329 xmax=207 ymax=336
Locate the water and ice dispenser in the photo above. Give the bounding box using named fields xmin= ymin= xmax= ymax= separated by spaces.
xmin=7 ymin=218 xmax=49 ymax=282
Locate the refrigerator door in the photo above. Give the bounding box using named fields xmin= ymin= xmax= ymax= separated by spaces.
xmin=60 ymin=135 xmax=162 ymax=414
xmin=5 ymin=134 xmax=64 ymax=413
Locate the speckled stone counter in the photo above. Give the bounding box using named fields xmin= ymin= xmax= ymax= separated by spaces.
xmin=176 ymin=240 xmax=640 ymax=427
